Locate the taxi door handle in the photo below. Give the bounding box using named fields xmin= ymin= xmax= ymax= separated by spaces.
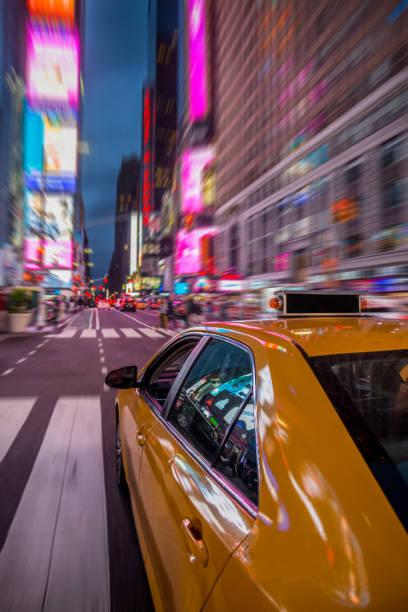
xmin=136 ymin=430 xmax=146 ymax=447
xmin=182 ymin=519 xmax=208 ymax=568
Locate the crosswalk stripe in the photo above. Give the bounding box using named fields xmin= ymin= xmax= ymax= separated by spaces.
xmin=121 ymin=328 xmax=141 ymax=338
xmin=139 ymin=328 xmax=163 ymax=338
xmin=0 ymin=398 xmax=37 ymax=463
xmin=161 ymin=329 xmax=178 ymax=336
xmin=0 ymin=396 xmax=109 ymax=611
xmin=101 ymin=328 xmax=119 ymax=338
xmin=81 ymin=329 xmax=96 ymax=338
xmin=59 ymin=328 xmax=77 ymax=338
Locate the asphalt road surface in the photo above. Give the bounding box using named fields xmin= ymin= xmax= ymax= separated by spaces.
xmin=0 ymin=306 xmax=178 ymax=611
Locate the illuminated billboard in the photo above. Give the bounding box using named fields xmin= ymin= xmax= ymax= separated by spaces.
xmin=44 ymin=123 xmax=77 ymax=174
xmin=27 ymin=0 xmax=75 ymax=21
xmin=175 ymin=227 xmax=217 ymax=275
xmin=23 ymin=105 xmax=44 ymax=174
xmin=182 ymin=147 xmax=215 ymax=213
xmin=26 ymin=23 xmax=79 ymax=108
xmin=23 ymin=108 xmax=77 ymax=192
xmin=188 ymin=0 xmax=208 ymax=121
xmin=24 ymin=192 xmax=73 ymax=269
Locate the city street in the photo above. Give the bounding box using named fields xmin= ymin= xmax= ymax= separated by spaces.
xmin=0 ymin=307 xmax=177 ymax=611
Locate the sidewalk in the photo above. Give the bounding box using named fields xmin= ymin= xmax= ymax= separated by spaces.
xmin=0 ymin=312 xmax=73 ymax=342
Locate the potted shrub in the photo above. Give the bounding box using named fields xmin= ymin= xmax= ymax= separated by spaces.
xmin=7 ymin=289 xmax=32 ymax=333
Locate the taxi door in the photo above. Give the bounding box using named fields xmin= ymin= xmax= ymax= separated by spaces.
xmin=138 ymin=418 xmax=254 ymax=611
xmin=137 ymin=337 xmax=257 ymax=611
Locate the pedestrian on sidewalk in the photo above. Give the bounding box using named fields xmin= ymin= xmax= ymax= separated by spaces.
xmin=184 ymin=296 xmax=193 ymax=328
xmin=158 ymin=297 xmax=168 ymax=329
xmin=52 ymin=297 xmax=60 ymax=330
xmin=57 ymin=296 xmax=65 ymax=323
xmin=166 ymin=296 xmax=176 ymax=329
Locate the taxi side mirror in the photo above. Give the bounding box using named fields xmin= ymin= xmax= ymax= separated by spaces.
xmin=105 ymin=366 xmax=139 ymax=389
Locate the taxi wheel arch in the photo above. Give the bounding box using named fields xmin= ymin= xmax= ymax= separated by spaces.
xmin=115 ymin=403 xmax=127 ymax=492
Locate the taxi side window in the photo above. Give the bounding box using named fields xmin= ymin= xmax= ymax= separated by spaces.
xmin=215 ymin=397 xmax=258 ymax=506
xmin=168 ymin=339 xmax=253 ymax=463
xmin=144 ymin=342 xmax=198 ymax=410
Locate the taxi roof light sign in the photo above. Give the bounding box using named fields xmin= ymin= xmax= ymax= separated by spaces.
xmin=269 ymin=291 xmax=363 ymax=317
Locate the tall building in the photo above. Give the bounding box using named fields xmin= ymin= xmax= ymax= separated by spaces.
xmin=0 ymin=0 xmax=83 ymax=289
xmin=0 ymin=0 xmax=27 ymax=285
xmin=109 ymin=156 xmax=141 ymax=294
xmin=171 ymin=0 xmax=218 ymax=296
xmin=213 ymin=0 xmax=408 ymax=292
xmin=140 ymin=0 xmax=178 ymax=291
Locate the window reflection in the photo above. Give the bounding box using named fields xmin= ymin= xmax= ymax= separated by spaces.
xmin=169 ymin=339 xmax=253 ymax=464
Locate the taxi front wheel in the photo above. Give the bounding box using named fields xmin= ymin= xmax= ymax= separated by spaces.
xmin=116 ymin=419 xmax=127 ymax=491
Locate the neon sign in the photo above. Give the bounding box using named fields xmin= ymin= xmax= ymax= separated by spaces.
xmin=142 ymin=88 xmax=152 ymax=226
xmin=188 ymin=0 xmax=208 ymax=122
xmin=26 ymin=23 xmax=79 ymax=108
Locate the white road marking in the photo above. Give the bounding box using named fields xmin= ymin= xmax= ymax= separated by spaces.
xmin=1 ymin=368 xmax=14 ymax=376
xmin=100 ymin=356 xmax=105 ymax=364
xmin=0 ymin=396 xmax=110 ymax=611
xmin=98 ymin=347 xmax=104 ymax=354
xmin=16 ymin=358 xmax=27 ymax=364
xmin=66 ymin=312 xmax=81 ymax=329
xmin=101 ymin=366 xmax=107 ymax=375
xmin=139 ymin=328 xmax=163 ymax=338
xmin=59 ymin=329 xmax=77 ymax=338
xmin=0 ymin=397 xmax=37 ymax=462
xmin=95 ymin=309 xmax=100 ymax=330
xmin=28 ymin=350 xmax=36 ymax=356
xmin=112 ymin=308 xmax=157 ymax=330
xmin=81 ymin=329 xmax=96 ymax=338
xmin=103 ymin=384 xmax=110 ymax=392
xmin=121 ymin=328 xmax=141 ymax=338
xmin=101 ymin=329 xmax=118 ymax=338
xmin=161 ymin=329 xmax=178 ymax=336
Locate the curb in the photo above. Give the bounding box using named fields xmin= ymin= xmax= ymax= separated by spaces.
xmin=0 ymin=314 xmax=73 ymax=342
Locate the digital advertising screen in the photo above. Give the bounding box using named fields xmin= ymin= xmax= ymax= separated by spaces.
xmin=182 ymin=147 xmax=215 ymax=214
xmin=42 ymin=269 xmax=73 ymax=289
xmin=44 ymin=123 xmax=77 ymax=175
xmin=23 ymin=105 xmax=44 ymax=174
xmin=27 ymin=0 xmax=75 ymax=22
xmin=24 ymin=109 xmax=77 ymax=193
xmin=175 ymin=227 xmax=217 ymax=275
xmin=26 ymin=23 xmax=79 ymax=108
xmin=23 ymin=192 xmax=73 ymax=269
xmin=188 ymin=0 xmax=208 ymax=121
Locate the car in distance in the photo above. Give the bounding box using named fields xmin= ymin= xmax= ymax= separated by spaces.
xmin=136 ymin=298 xmax=148 ymax=310
xmin=106 ymin=292 xmax=408 ymax=611
xmin=121 ymin=296 xmax=136 ymax=311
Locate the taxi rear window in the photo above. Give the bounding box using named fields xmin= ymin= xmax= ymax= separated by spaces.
xmin=310 ymin=350 xmax=408 ymax=531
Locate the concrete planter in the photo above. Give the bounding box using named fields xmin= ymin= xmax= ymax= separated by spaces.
xmin=8 ymin=312 xmax=31 ymax=333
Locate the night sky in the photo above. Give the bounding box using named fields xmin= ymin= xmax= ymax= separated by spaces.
xmin=81 ymin=0 xmax=148 ymax=280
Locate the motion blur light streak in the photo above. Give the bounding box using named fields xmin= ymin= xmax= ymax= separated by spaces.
xmin=26 ymin=23 xmax=79 ymax=108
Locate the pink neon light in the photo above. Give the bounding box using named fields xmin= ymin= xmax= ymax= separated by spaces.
xmin=24 ymin=238 xmax=73 ymax=269
xmin=175 ymin=228 xmax=217 ymax=275
xmin=43 ymin=239 xmax=73 ymax=269
xmin=188 ymin=0 xmax=208 ymax=121
xmin=26 ymin=23 xmax=79 ymax=108
xmin=24 ymin=238 xmax=41 ymax=264
xmin=182 ymin=147 xmax=215 ymax=214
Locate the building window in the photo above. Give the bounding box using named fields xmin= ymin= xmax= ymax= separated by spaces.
xmin=383 ymin=180 xmax=405 ymax=208
xmin=230 ymin=224 xmax=240 ymax=271
xmin=381 ymin=135 xmax=406 ymax=167
xmin=345 ymin=160 xmax=361 ymax=184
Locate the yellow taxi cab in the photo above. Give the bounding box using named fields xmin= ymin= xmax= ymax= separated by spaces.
xmin=136 ymin=298 xmax=148 ymax=309
xmin=106 ymin=292 xmax=408 ymax=611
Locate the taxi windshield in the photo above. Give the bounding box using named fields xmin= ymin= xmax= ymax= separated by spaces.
xmin=311 ymin=350 xmax=408 ymax=530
